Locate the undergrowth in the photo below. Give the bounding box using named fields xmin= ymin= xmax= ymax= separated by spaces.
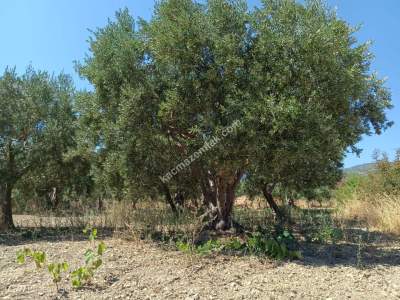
xmin=175 ymin=227 xmax=302 ymax=260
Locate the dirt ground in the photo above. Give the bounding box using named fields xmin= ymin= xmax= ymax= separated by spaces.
xmin=1 ymin=229 xmax=400 ymax=300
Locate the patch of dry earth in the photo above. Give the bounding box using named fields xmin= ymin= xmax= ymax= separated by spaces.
xmin=1 ymin=238 xmax=400 ymax=299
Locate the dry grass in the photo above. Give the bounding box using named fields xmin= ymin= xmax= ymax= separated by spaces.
xmin=13 ymin=200 xmax=203 ymax=244
xmin=338 ymin=193 xmax=400 ymax=235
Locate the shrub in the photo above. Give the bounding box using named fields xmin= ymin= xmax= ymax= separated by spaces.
xmin=298 ymin=211 xmax=343 ymax=244
xmin=175 ymin=229 xmax=302 ymax=260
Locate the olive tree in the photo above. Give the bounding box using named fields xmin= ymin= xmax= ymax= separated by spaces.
xmin=77 ymin=0 xmax=391 ymax=230
xmin=0 ymin=67 xmax=76 ymax=230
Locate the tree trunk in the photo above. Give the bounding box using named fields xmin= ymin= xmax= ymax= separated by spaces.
xmin=98 ymin=197 xmax=104 ymax=211
xmin=47 ymin=187 xmax=60 ymax=210
xmin=201 ymin=170 xmax=243 ymax=231
xmin=262 ymin=184 xmax=284 ymax=221
xmin=288 ymin=197 xmax=295 ymax=207
xmin=162 ymin=184 xmax=179 ymax=215
xmin=215 ymin=178 xmax=236 ymax=230
xmin=0 ymin=183 xmax=15 ymax=231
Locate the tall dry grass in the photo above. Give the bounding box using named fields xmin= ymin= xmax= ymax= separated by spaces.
xmin=338 ymin=192 xmax=400 ymax=235
xmin=336 ymin=156 xmax=400 ymax=235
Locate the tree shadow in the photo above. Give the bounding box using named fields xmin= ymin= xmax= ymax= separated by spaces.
xmin=0 ymin=226 xmax=115 ymax=246
xmin=297 ymin=228 xmax=400 ymax=268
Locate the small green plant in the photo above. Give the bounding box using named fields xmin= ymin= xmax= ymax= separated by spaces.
xmin=16 ymin=228 xmax=107 ymax=292
xmin=303 ymin=212 xmax=343 ymax=244
xmin=243 ymin=228 xmax=301 ymax=260
xmin=196 ymin=240 xmax=222 ymax=255
xmin=48 ymin=262 xmax=69 ymax=291
xmin=176 ymin=239 xmax=222 ymax=255
xmin=71 ymin=228 xmax=106 ymax=288
xmin=247 ymin=232 xmax=266 ymax=255
xmin=224 ymin=237 xmax=245 ymax=251
xmin=16 ymin=248 xmax=46 ymax=268
xmin=176 ymin=240 xmax=193 ymax=253
xmin=16 ymin=248 xmax=68 ymax=292
xmin=83 ymin=227 xmax=97 ymax=242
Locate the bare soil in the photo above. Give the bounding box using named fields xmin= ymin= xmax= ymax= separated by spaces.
xmin=1 ymin=229 xmax=400 ymax=300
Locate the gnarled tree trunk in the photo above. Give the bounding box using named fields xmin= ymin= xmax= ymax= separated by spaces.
xmin=0 ymin=183 xmax=15 ymax=231
xmin=215 ymin=177 xmax=236 ymax=230
xmin=201 ymin=170 xmax=242 ymax=231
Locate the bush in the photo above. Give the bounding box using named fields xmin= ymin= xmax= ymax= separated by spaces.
xmin=175 ymin=228 xmax=302 ymax=260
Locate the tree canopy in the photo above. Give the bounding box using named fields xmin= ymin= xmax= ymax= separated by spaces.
xmin=74 ymin=0 xmax=392 ymax=230
xmin=0 ymin=67 xmax=78 ymax=229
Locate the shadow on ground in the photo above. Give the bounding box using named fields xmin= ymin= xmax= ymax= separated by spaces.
xmin=0 ymin=226 xmax=115 ymax=246
xmin=2 ymin=215 xmax=399 ymax=270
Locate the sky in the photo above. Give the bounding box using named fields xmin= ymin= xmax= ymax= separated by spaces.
xmin=0 ymin=0 xmax=398 ymax=168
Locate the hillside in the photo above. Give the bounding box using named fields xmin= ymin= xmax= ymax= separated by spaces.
xmin=344 ymin=162 xmax=377 ymax=175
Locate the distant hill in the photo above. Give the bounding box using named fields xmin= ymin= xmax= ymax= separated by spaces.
xmin=344 ymin=162 xmax=377 ymax=175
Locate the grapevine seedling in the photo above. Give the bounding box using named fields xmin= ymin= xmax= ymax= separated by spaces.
xmin=16 ymin=248 xmax=68 ymax=293
xmin=16 ymin=228 xmax=107 ymax=292
xmin=16 ymin=248 xmax=46 ymax=268
xmin=71 ymin=229 xmax=106 ymax=288
xmin=48 ymin=262 xmax=69 ymax=292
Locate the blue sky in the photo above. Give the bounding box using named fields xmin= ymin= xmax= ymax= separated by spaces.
xmin=0 ymin=0 xmax=398 ymax=167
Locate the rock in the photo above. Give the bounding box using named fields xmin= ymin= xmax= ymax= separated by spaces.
xmin=186 ymin=294 xmax=200 ymax=300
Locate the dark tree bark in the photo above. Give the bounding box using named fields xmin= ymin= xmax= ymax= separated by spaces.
xmin=174 ymin=191 xmax=184 ymax=207
xmin=0 ymin=183 xmax=15 ymax=231
xmin=1 ymin=143 xmax=16 ymax=230
xmin=215 ymin=179 xmax=236 ymax=230
xmin=162 ymin=184 xmax=179 ymax=215
xmin=262 ymin=184 xmax=284 ymax=221
xmin=201 ymin=170 xmax=243 ymax=231
xmin=98 ymin=196 xmax=104 ymax=211
xmin=288 ymin=197 xmax=296 ymax=207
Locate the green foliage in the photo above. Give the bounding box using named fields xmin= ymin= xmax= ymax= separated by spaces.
xmin=32 ymin=251 xmax=46 ymax=268
xmin=48 ymin=262 xmax=69 ymax=286
xmin=176 ymin=239 xmax=222 ymax=255
xmin=176 ymin=240 xmax=193 ymax=253
xmin=83 ymin=227 xmax=97 ymax=242
xmin=334 ymin=174 xmax=364 ymax=203
xmin=16 ymin=228 xmax=107 ymax=291
xmin=335 ymin=150 xmax=400 ymax=205
xmin=364 ymin=151 xmax=400 ymax=196
xmin=71 ymin=228 xmax=106 ymax=288
xmin=16 ymin=248 xmax=46 ymax=268
xmin=98 ymin=241 xmax=106 ymax=255
xmin=74 ymin=0 xmax=392 ymax=227
xmin=175 ymin=229 xmax=301 ymax=260
xmin=71 ymin=267 xmax=93 ymax=288
xmin=196 ymin=240 xmax=222 ymax=255
xmin=0 ymin=66 xmax=92 ymax=227
xmin=16 ymin=248 xmax=69 ymax=291
xmin=16 ymin=248 xmax=31 ymax=264
xmin=300 ymin=211 xmax=343 ymax=244
xmin=224 ymin=237 xmax=245 ymax=251
xmin=246 ymin=231 xmax=302 ymax=260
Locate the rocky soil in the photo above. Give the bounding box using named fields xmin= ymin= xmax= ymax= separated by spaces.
xmin=1 ymin=231 xmax=400 ymax=300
